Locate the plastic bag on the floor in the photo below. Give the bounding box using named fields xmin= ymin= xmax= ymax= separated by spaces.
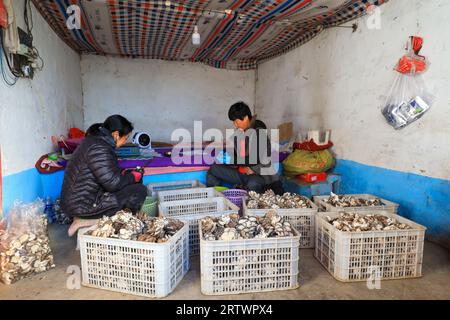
xmin=53 ymin=198 xmax=73 ymax=225
xmin=0 ymin=199 xmax=55 ymax=285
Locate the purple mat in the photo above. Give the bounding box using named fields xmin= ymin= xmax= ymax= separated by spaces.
xmin=118 ymin=148 xmax=290 ymax=169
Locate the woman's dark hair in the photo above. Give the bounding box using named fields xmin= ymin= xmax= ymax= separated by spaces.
xmin=86 ymin=115 xmax=134 ymax=137
xmin=228 ymin=102 xmax=252 ymax=121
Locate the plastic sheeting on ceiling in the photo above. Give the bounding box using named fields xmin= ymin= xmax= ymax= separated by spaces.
xmin=32 ymin=0 xmax=388 ymax=70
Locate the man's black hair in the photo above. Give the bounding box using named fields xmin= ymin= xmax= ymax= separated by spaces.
xmin=228 ymin=102 xmax=253 ymax=121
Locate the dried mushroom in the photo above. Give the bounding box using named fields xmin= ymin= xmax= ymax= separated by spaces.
xmin=86 ymin=211 xmax=183 ymax=243
xmin=326 ymin=212 xmax=412 ymax=232
xmin=138 ymin=217 xmax=184 ymax=243
xmin=0 ymin=215 xmax=55 ymax=285
xmin=324 ymin=192 xmax=383 ymax=208
xmin=201 ymin=211 xmax=297 ymax=241
xmin=247 ymin=190 xmax=311 ymax=209
xmin=87 ymin=210 xmax=144 ymax=240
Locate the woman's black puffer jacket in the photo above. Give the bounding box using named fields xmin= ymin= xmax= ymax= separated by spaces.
xmin=61 ymin=127 xmax=135 ymax=218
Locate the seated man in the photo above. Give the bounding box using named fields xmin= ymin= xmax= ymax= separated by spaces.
xmin=207 ymin=102 xmax=283 ymax=194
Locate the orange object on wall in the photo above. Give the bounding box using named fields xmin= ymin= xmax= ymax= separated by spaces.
xmin=0 ymin=0 xmax=7 ymax=29
xmin=411 ymin=36 xmax=423 ymax=54
xmin=396 ymin=36 xmax=427 ymax=74
xmin=68 ymin=127 xmax=85 ymax=139
xmin=396 ymin=56 xmax=427 ymax=74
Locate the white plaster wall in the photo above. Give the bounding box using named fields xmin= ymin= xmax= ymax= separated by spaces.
xmin=81 ymin=55 xmax=255 ymax=142
xmin=0 ymin=0 xmax=83 ymax=175
xmin=256 ymin=0 xmax=450 ymax=180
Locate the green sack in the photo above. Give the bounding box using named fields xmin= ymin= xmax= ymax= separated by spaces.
xmin=282 ymin=149 xmax=335 ymax=177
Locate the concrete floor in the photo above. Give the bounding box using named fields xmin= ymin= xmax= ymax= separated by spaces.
xmin=1 ymin=224 xmax=449 ymax=300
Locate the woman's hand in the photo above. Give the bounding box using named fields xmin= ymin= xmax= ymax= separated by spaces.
xmin=130 ymin=170 xmax=143 ymax=183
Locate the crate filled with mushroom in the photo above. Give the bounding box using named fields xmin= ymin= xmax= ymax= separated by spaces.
xmin=199 ymin=211 xmax=300 ymax=295
xmin=243 ymin=190 xmax=318 ymax=248
xmin=159 ymin=197 xmax=239 ymax=256
xmin=315 ymin=211 xmax=426 ymax=282
xmin=157 ymin=187 xmax=223 ymax=203
xmin=79 ymin=210 xmax=189 ymax=298
xmin=313 ymin=193 xmax=399 ymax=214
xmin=147 ymin=180 xmax=205 ymax=198
xmin=0 ymin=200 xmax=55 ymax=285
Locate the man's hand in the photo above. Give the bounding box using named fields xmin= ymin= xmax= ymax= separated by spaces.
xmin=239 ymin=166 xmax=254 ymax=175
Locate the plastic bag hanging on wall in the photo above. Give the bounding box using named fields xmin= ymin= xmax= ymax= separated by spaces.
xmin=382 ymin=36 xmax=435 ymax=130
xmin=0 ymin=0 xmax=7 ymax=29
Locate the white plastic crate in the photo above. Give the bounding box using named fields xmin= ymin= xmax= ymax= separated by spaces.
xmin=315 ymin=211 xmax=426 ymax=282
xmin=157 ymin=187 xmax=223 ymax=202
xmin=147 ymin=180 xmax=205 ymax=197
xmin=243 ymin=198 xmax=318 ymax=249
xmin=313 ymin=194 xmax=399 ymax=214
xmin=79 ymin=222 xmax=190 ymax=298
xmin=159 ymin=197 xmax=239 ymax=256
xmin=169 ymin=212 xmax=226 ymax=256
xmin=199 ymin=222 xmax=300 ymax=295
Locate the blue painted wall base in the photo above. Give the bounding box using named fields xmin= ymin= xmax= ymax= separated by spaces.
xmin=2 ymin=169 xmax=43 ymax=214
xmin=2 ymin=168 xmax=208 ymax=216
xmin=333 ymin=160 xmax=450 ymax=248
xmin=2 ymin=161 xmax=449 ymax=249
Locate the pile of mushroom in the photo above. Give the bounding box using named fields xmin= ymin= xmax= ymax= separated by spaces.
xmin=86 ymin=210 xmax=184 ymax=243
xmin=137 ymin=215 xmax=184 ymax=243
xmin=0 ymin=215 xmax=55 ymax=285
xmin=201 ymin=211 xmax=296 ymax=241
xmin=326 ymin=212 xmax=412 ymax=232
xmin=324 ymin=193 xmax=383 ymax=207
xmin=246 ymin=190 xmax=311 ymax=209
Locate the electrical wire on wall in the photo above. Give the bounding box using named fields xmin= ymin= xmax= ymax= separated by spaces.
xmin=0 ymin=29 xmax=19 ymax=86
xmin=0 ymin=0 xmax=44 ymax=85
xmin=24 ymin=0 xmax=43 ymax=71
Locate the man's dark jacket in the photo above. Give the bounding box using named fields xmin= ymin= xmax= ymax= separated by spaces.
xmin=230 ymin=117 xmax=279 ymax=184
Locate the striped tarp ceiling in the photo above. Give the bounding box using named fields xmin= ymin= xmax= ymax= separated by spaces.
xmin=32 ymin=0 xmax=388 ymax=70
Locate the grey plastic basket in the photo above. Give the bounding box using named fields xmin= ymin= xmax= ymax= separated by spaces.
xmin=147 ymin=180 xmax=205 ymax=197
xmin=157 ymin=187 xmax=222 ymax=202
